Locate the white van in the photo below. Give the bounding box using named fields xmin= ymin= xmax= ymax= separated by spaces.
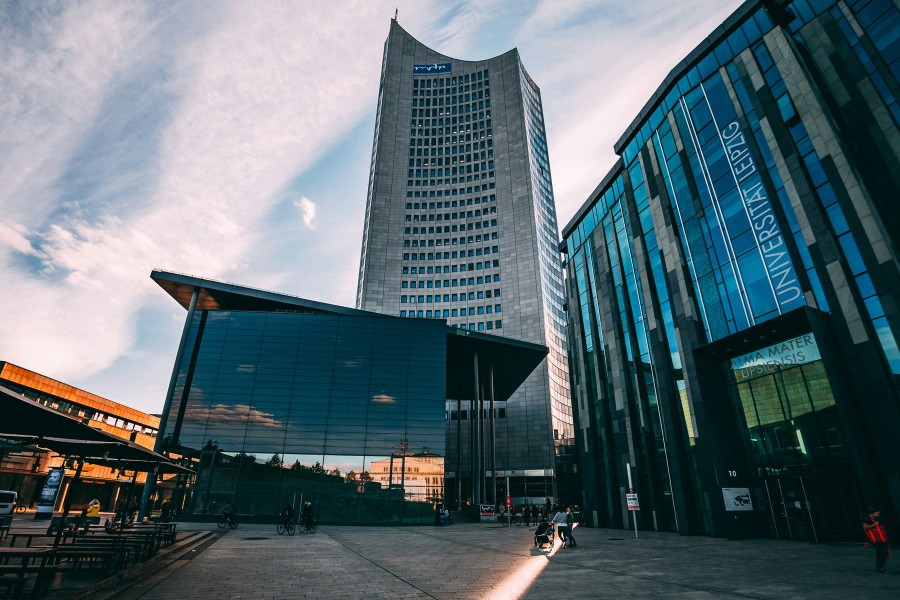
xmin=0 ymin=490 xmax=17 ymax=515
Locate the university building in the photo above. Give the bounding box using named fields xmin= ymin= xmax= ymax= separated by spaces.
xmin=561 ymin=0 xmax=899 ymax=540
xmin=356 ymin=18 xmax=574 ymax=509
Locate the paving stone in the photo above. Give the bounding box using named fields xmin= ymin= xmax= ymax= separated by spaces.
xmin=108 ymin=522 xmax=899 ymax=599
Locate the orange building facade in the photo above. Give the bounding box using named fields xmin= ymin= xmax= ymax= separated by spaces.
xmin=0 ymin=362 xmax=160 ymax=514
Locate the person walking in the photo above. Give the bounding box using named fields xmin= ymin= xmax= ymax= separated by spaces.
xmin=552 ymin=507 xmax=569 ymax=548
xmin=862 ymin=506 xmax=890 ymax=573
xmin=565 ymin=506 xmax=577 ymax=548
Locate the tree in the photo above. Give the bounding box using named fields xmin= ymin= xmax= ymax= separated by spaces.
xmin=232 ymin=452 xmax=257 ymax=465
xmin=359 ymin=471 xmax=372 ymax=483
xmin=345 ymin=470 xmax=357 ymax=483
xmin=328 ymin=467 xmax=341 ymax=477
xmin=312 ymin=462 xmax=325 ymax=474
xmin=264 ymin=454 xmax=283 ymax=468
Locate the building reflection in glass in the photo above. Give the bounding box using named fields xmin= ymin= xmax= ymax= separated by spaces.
xmin=151 ymin=271 xmax=545 ymax=524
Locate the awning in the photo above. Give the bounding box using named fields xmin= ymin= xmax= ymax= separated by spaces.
xmin=0 ymin=384 xmax=184 ymax=472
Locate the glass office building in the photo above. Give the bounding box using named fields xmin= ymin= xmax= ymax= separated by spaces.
xmin=356 ymin=19 xmax=573 ymax=508
xmin=561 ymin=0 xmax=900 ymax=541
xmin=149 ymin=270 xmax=545 ymax=523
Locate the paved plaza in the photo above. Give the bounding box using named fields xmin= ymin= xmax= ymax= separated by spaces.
xmin=97 ymin=521 xmax=898 ymax=600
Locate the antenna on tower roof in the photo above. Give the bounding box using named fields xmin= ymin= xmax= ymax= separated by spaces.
xmin=394 ymin=7 xmax=398 ymax=21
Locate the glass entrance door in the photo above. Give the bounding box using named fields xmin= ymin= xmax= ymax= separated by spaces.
xmin=763 ymin=475 xmax=816 ymax=541
xmin=729 ymin=339 xmax=863 ymax=541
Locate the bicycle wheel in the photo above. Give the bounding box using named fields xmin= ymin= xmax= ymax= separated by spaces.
xmin=307 ymin=519 xmax=317 ymax=534
xmin=277 ymin=522 xmax=285 ymax=535
xmin=217 ymin=515 xmax=227 ymax=528
xmin=229 ymin=518 xmax=238 ymax=529
xmin=287 ymin=522 xmax=295 ymax=536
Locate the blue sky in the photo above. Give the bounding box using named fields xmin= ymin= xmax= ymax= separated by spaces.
xmin=0 ymin=0 xmax=742 ymax=414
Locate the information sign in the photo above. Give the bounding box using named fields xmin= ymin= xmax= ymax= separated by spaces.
xmin=626 ymin=493 xmax=640 ymax=511
xmin=722 ymin=487 xmax=753 ymax=512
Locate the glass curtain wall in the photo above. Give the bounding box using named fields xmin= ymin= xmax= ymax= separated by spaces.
xmin=163 ymin=311 xmax=446 ymax=524
xmin=564 ymin=0 xmax=900 ymax=538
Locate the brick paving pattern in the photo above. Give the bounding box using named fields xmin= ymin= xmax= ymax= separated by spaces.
xmin=117 ymin=522 xmax=898 ymax=599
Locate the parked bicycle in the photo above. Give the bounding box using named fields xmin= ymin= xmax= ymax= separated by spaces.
xmin=14 ymin=500 xmax=27 ymax=513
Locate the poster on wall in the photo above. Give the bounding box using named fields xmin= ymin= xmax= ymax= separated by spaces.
xmin=722 ymin=487 xmax=753 ymax=512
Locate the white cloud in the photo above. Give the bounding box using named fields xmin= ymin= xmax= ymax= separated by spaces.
xmin=293 ymin=196 xmax=318 ymax=230
xmin=0 ymin=0 xmax=749 ymax=413
xmin=0 ymin=222 xmax=38 ymax=256
xmin=0 ymin=1 xmax=415 ymax=408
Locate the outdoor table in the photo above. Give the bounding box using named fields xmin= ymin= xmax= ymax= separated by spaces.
xmin=7 ymin=534 xmax=59 ymax=549
xmin=0 ymin=547 xmax=54 ymax=599
xmin=96 ymin=530 xmax=159 ymax=562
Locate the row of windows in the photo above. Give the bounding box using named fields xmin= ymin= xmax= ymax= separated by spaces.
xmin=412 ymin=80 xmax=487 ymax=97
xmin=410 ymin=123 xmax=493 ymax=141
xmin=13 ymin=388 xmax=159 ymax=437
xmin=400 ymin=272 xmax=501 ymax=287
xmin=411 ymin=96 xmax=490 ymax=114
xmin=409 ymin=153 xmax=494 ymax=170
xmin=398 ymin=311 xmax=502 ymax=331
xmin=412 ymin=70 xmax=488 ymax=89
xmin=401 ymin=261 xmax=498 ymax=274
xmin=411 ymin=117 xmax=493 ymax=133
xmin=401 ymin=295 xmax=502 ymax=310
xmin=403 ymin=263 xmax=499 ymax=274
xmin=408 ymin=173 xmax=493 ymax=187
xmin=406 ymin=184 xmax=495 ymax=198
xmin=401 ymin=288 xmax=500 ymax=301
xmin=406 ymin=197 xmax=494 ymax=211
xmin=406 ymin=210 xmax=497 ymax=225
xmin=403 ymin=221 xmax=497 ymax=234
xmin=402 ymin=236 xmax=498 ymax=256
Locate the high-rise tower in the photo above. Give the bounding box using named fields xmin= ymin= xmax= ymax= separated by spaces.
xmin=357 ymin=19 xmax=573 ymax=507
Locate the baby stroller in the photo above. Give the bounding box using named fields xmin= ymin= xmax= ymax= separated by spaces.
xmin=534 ymin=520 xmax=554 ymax=549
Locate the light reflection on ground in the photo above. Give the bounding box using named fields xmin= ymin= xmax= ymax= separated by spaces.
xmin=489 ymin=525 xmax=573 ymax=599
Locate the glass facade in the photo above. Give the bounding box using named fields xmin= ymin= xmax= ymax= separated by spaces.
xmin=150 ymin=271 xmax=546 ymax=524
xmin=562 ymin=0 xmax=900 ymax=540
xmin=163 ymin=311 xmax=446 ymax=524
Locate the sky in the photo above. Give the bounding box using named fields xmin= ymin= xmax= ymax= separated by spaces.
xmin=0 ymin=0 xmax=744 ymax=415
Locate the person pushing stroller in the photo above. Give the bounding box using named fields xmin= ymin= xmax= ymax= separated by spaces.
xmin=534 ymin=515 xmax=554 ymax=549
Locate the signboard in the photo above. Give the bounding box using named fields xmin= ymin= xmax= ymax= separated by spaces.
xmin=731 ymin=333 xmax=821 ymax=382
xmin=626 ymin=493 xmax=640 ymax=511
xmin=413 ymin=62 xmax=451 ymax=75
xmin=718 ymin=120 xmax=802 ymax=310
xmin=722 ymin=487 xmax=753 ymax=512
xmin=35 ymin=467 xmax=65 ymax=518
